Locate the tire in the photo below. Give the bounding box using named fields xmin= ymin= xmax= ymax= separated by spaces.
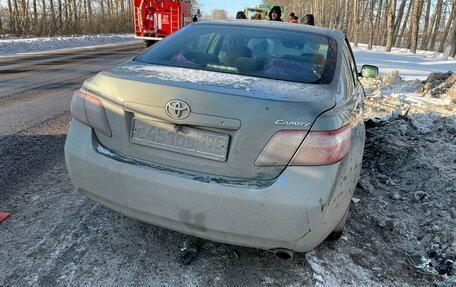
xmin=325 ymin=206 xmax=350 ymax=241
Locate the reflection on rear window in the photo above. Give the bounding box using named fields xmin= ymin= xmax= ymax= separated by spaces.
xmin=134 ymin=24 xmax=338 ymax=84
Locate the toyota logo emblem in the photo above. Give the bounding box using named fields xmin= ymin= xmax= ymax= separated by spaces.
xmin=165 ymin=100 xmax=191 ymax=119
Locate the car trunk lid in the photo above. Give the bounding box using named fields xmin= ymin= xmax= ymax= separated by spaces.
xmin=83 ymin=63 xmax=337 ymax=180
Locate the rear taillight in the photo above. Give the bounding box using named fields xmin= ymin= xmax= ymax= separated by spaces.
xmin=255 ymin=124 xmax=352 ymax=166
xmin=70 ymin=90 xmax=112 ymax=137
xmin=255 ymin=131 xmax=306 ymax=166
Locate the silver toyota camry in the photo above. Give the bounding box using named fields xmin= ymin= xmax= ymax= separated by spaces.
xmin=65 ymin=20 xmax=378 ymax=258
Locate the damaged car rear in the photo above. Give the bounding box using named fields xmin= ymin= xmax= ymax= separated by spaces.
xmin=65 ymin=20 xmax=378 ymax=257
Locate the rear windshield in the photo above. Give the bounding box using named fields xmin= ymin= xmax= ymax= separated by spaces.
xmin=134 ymin=24 xmax=338 ymax=84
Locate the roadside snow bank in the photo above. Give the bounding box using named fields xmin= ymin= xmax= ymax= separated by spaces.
xmin=353 ymin=44 xmax=456 ymax=80
xmin=361 ymin=70 xmax=455 ymax=119
xmin=0 ymin=34 xmax=135 ymax=56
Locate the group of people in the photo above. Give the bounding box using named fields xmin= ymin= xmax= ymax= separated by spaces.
xmin=235 ymin=6 xmax=314 ymax=25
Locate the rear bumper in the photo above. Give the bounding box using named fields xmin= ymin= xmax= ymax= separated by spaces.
xmin=65 ymin=120 xmax=357 ymax=252
xmin=134 ymin=36 xmax=163 ymax=41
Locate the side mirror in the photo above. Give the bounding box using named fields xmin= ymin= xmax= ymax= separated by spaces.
xmin=359 ymin=65 xmax=379 ymax=78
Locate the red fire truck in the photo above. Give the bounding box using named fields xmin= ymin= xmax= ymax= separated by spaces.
xmin=133 ymin=0 xmax=193 ymax=47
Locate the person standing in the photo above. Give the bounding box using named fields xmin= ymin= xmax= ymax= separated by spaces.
xmin=290 ymin=12 xmax=298 ymax=23
xmin=236 ymin=11 xmax=247 ymax=19
xmin=302 ymin=14 xmax=315 ymax=25
xmin=268 ymin=6 xmax=283 ymax=21
xmin=144 ymin=5 xmax=154 ymax=30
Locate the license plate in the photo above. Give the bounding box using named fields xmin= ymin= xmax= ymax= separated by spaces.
xmin=131 ymin=118 xmax=229 ymax=161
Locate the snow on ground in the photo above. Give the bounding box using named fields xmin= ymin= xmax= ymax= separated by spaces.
xmin=0 ymin=34 xmax=135 ymax=56
xmin=352 ymin=43 xmax=456 ymax=81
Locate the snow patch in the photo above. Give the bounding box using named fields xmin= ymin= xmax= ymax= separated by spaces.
xmin=352 ymin=44 xmax=456 ymax=81
xmin=0 ymin=34 xmax=135 ymax=56
xmin=305 ymin=251 xmax=340 ymax=287
xmin=113 ymin=62 xmax=330 ymax=102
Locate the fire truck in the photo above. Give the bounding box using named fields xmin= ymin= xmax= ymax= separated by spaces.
xmin=133 ymin=0 xmax=193 ymax=47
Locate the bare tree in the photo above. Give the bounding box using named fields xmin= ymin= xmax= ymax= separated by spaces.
xmin=64 ymin=0 xmax=69 ymax=33
xmin=49 ymin=0 xmax=56 ymax=34
xmin=100 ymin=0 xmax=105 ymax=22
xmin=419 ymin=0 xmax=432 ymax=49
xmin=57 ymin=0 xmax=62 ymax=32
xmin=360 ymin=0 xmax=370 ymax=36
xmin=428 ymin=0 xmax=444 ymax=51
xmin=374 ymin=0 xmax=383 ymax=45
xmin=396 ymin=0 xmax=412 ymax=47
xmin=13 ymin=0 xmax=20 ymax=34
xmin=32 ymin=0 xmax=38 ymax=26
xmin=448 ymin=13 xmax=456 ymax=57
xmin=344 ymin=0 xmax=351 ymax=33
xmin=7 ymin=0 xmax=15 ymax=33
xmin=368 ymin=0 xmax=376 ymax=50
xmin=439 ymin=0 xmax=456 ymax=53
xmin=337 ymin=0 xmax=347 ymax=30
xmin=409 ymin=0 xmax=422 ymax=53
xmin=380 ymin=0 xmax=389 ymax=46
xmin=353 ymin=0 xmax=360 ymax=46
xmin=392 ymin=0 xmax=407 ymax=41
xmin=20 ymin=0 xmax=29 ymax=34
xmin=385 ymin=0 xmax=397 ymax=51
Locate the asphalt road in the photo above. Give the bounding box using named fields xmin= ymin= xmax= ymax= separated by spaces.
xmin=0 ymin=42 xmax=317 ymax=287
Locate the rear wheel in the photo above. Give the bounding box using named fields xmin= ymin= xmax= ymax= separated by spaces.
xmin=326 ymin=206 xmax=349 ymax=241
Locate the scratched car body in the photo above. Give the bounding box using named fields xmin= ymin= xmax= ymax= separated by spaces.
xmin=65 ymin=20 xmax=378 ymax=254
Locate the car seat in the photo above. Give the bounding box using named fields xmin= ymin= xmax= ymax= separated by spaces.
xmin=225 ymin=47 xmax=252 ymax=65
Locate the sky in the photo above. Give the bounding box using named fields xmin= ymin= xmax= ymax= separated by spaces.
xmin=198 ymin=0 xmax=262 ymax=18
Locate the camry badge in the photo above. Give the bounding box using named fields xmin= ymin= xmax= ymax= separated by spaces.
xmin=274 ymin=120 xmax=311 ymax=127
xmin=165 ymin=100 xmax=191 ymax=119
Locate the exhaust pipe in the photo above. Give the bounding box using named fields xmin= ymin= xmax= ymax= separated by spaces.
xmin=273 ymin=248 xmax=294 ymax=260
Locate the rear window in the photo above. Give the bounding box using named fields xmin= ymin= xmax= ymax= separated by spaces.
xmin=134 ymin=23 xmax=338 ymax=84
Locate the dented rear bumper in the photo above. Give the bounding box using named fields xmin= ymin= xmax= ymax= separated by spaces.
xmin=65 ymin=119 xmax=358 ymax=252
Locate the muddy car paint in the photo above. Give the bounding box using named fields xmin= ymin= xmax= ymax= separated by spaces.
xmin=65 ymin=20 xmax=375 ymax=252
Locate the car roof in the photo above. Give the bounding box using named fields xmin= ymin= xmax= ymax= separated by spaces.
xmin=192 ymin=20 xmax=346 ymax=43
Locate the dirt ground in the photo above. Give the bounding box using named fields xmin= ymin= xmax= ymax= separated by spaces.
xmin=345 ymin=71 xmax=455 ymax=286
xmin=0 ymin=71 xmax=455 ymax=287
xmin=296 ymin=71 xmax=456 ymax=287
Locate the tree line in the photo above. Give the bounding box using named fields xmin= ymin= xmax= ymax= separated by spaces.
xmin=0 ymin=0 xmax=134 ymax=36
xmin=262 ymin=0 xmax=456 ymax=57
xmin=0 ymin=0 xmax=199 ymax=36
xmin=0 ymin=0 xmax=454 ymax=57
